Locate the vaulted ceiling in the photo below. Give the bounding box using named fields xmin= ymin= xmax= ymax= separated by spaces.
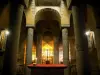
xmin=0 ymin=0 xmax=98 ymax=34
xmin=35 ymin=0 xmax=61 ymax=6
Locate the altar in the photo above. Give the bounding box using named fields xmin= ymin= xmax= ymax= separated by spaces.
xmin=28 ymin=64 xmax=67 ymax=75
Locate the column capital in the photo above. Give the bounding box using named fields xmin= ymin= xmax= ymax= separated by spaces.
xmin=61 ymin=27 xmax=68 ymax=30
xmin=62 ymin=28 xmax=68 ymax=33
xmin=27 ymin=26 xmax=35 ymax=29
xmin=26 ymin=24 xmax=35 ymax=28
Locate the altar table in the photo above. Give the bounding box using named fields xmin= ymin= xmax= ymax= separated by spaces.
xmin=28 ymin=64 xmax=67 ymax=75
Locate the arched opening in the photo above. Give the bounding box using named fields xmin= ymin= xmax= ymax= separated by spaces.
xmin=32 ymin=8 xmax=61 ymax=64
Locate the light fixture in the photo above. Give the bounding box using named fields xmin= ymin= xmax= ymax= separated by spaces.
xmin=5 ymin=30 xmax=10 ymax=35
xmin=85 ymin=31 xmax=90 ymax=36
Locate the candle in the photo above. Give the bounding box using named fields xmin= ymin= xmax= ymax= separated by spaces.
xmin=32 ymin=57 xmax=37 ymax=65
xmin=35 ymin=58 xmax=37 ymax=64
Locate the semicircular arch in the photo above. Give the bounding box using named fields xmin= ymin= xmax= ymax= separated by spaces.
xmin=35 ymin=8 xmax=61 ymax=26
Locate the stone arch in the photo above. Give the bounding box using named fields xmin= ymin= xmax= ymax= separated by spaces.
xmin=35 ymin=8 xmax=61 ymax=26
xmin=34 ymin=8 xmax=61 ymax=64
xmin=35 ymin=8 xmax=61 ymax=36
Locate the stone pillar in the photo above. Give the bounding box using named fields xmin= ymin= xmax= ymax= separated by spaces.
xmin=17 ymin=40 xmax=25 ymax=75
xmin=18 ymin=30 xmax=26 ymax=65
xmin=93 ymin=8 xmax=100 ymax=71
xmin=62 ymin=28 xmax=70 ymax=75
xmin=36 ymin=34 xmax=42 ymax=64
xmin=18 ymin=39 xmax=25 ymax=65
xmin=69 ymin=38 xmax=76 ymax=63
xmin=54 ymin=37 xmax=59 ymax=64
xmin=95 ymin=28 xmax=100 ymax=69
xmin=2 ymin=4 xmax=24 ymax=75
xmin=72 ymin=5 xmax=90 ymax=75
xmin=26 ymin=27 xmax=34 ymax=75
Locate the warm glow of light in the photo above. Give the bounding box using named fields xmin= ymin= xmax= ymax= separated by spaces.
xmin=42 ymin=44 xmax=53 ymax=57
xmin=42 ymin=44 xmax=53 ymax=50
xmin=42 ymin=40 xmax=54 ymax=64
xmin=32 ymin=45 xmax=36 ymax=63
xmin=85 ymin=31 xmax=90 ymax=36
xmin=24 ymin=42 xmax=26 ymax=64
xmin=5 ymin=30 xmax=10 ymax=35
xmin=32 ymin=55 xmax=35 ymax=61
xmin=32 ymin=57 xmax=37 ymax=64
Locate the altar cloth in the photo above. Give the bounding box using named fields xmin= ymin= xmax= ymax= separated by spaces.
xmin=28 ymin=64 xmax=67 ymax=75
xmin=28 ymin=64 xmax=67 ymax=68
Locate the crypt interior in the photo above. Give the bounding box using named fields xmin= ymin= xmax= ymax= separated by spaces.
xmin=0 ymin=0 xmax=100 ymax=75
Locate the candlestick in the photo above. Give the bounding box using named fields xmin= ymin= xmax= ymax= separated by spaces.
xmin=32 ymin=57 xmax=37 ymax=65
xmin=35 ymin=57 xmax=37 ymax=64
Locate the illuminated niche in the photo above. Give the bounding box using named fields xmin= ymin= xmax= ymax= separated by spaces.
xmin=42 ymin=40 xmax=54 ymax=64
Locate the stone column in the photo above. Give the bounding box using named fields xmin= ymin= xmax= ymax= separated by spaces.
xmin=17 ymin=39 xmax=25 ymax=75
xmin=93 ymin=8 xmax=100 ymax=71
xmin=72 ymin=5 xmax=90 ymax=75
xmin=18 ymin=38 xmax=25 ymax=65
xmin=2 ymin=4 xmax=24 ymax=75
xmin=36 ymin=34 xmax=42 ymax=64
xmin=62 ymin=28 xmax=70 ymax=75
xmin=94 ymin=28 xmax=100 ymax=70
xmin=26 ymin=27 xmax=34 ymax=75
xmin=69 ymin=38 xmax=76 ymax=63
xmin=54 ymin=37 xmax=59 ymax=64
xmin=18 ymin=29 xmax=26 ymax=65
